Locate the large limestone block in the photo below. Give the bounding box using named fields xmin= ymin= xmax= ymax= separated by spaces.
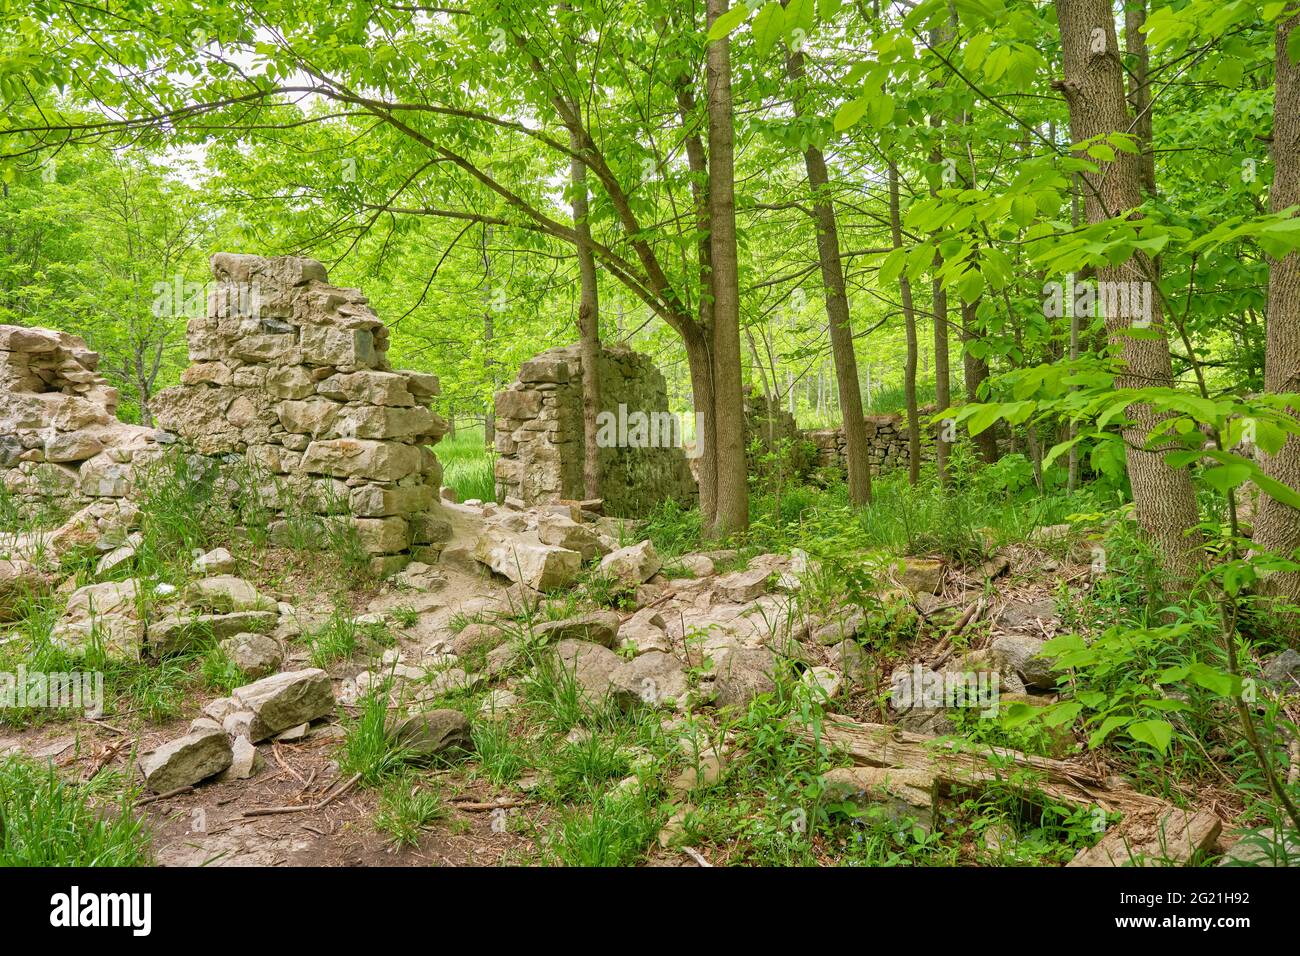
xmin=599 ymin=540 xmax=661 ymax=586
xmin=231 ymin=669 xmax=335 ymax=742
xmin=315 ymin=370 xmax=415 ymax=406
xmin=351 ymin=516 xmax=411 ymax=554
xmin=473 ymin=531 xmax=581 ymax=591
xmin=301 ymin=438 xmax=421 ymax=481
xmin=276 ymin=398 xmax=340 ymax=437
xmin=51 ymin=579 xmax=144 ymax=661
xmin=139 ymin=727 xmax=233 ymax=792
xmin=348 ymin=482 xmax=435 ymax=518
xmin=334 ymin=404 xmax=446 ymax=442
xmin=182 ymin=575 xmax=278 ymax=614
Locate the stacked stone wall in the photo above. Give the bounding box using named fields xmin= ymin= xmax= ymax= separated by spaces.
xmin=493 ymin=343 xmax=697 ymax=517
xmin=151 ymin=254 xmax=450 ymax=571
xmin=804 ymin=410 xmax=937 ymax=475
xmin=0 ymin=325 xmax=162 ymax=514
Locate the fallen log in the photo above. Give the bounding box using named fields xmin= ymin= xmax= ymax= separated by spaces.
xmin=1067 ymin=808 xmax=1221 ymax=867
xmin=796 ymin=718 xmax=1170 ymax=815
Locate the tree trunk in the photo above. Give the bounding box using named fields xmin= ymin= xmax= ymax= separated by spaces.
xmin=889 ymin=161 xmax=921 ymax=486
xmin=705 ymin=0 xmax=749 ymax=537
xmin=569 ymin=125 xmax=603 ymax=502
xmin=787 ymin=47 xmax=871 ymax=504
xmin=1255 ymin=13 xmax=1300 ymax=612
xmin=1123 ymin=0 xmax=1156 ymax=195
xmin=481 ymin=225 xmax=495 ymax=448
xmin=962 ymin=299 xmax=999 ymax=463
xmin=1054 ymin=0 xmax=1202 ymax=584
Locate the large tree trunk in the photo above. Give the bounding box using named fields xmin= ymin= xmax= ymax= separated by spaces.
xmin=569 ymin=125 xmax=603 ymax=502
xmin=705 ymin=0 xmax=748 ymax=537
xmin=1255 ymin=13 xmax=1300 ymax=614
xmin=1123 ymin=0 xmax=1156 ymax=195
xmin=889 ymin=161 xmax=921 ymax=486
xmin=786 ymin=47 xmax=871 ymax=505
xmin=1054 ymin=0 xmax=1202 ymax=585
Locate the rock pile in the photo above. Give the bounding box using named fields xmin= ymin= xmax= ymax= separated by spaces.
xmin=152 ymin=254 xmax=451 ymax=573
xmin=492 ymin=343 xmax=696 ymax=517
xmin=0 ymin=325 xmax=163 ymax=513
xmin=805 ymin=410 xmax=936 ymax=475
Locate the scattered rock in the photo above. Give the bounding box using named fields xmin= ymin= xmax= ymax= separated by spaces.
xmin=0 ymin=558 xmax=48 ymax=621
xmin=821 ymin=766 xmax=935 ymax=829
xmin=987 ymin=633 xmax=1055 ymax=689
xmin=801 ymin=666 xmax=843 ymax=701
xmin=231 ymin=669 xmax=335 ymax=742
xmin=998 ymin=596 xmax=1059 ymax=633
xmin=599 ymin=540 xmax=661 ymax=587
xmin=451 ymin=622 xmax=506 ymax=658
xmin=537 ymin=514 xmax=608 ymax=562
xmin=139 ymin=727 xmax=233 ymax=792
xmin=474 ymin=532 xmax=581 ymax=591
xmin=192 ymin=547 xmax=236 ymax=575
xmin=1262 ymin=649 xmax=1300 ymax=691
xmin=535 ymin=610 xmax=621 ymax=648
xmin=712 ymin=645 xmax=776 ymax=710
xmin=389 ymin=708 xmax=473 ymax=764
xmin=219 ymin=632 xmax=283 ymax=680
xmin=896 ymin=557 xmax=944 ymax=596
xmin=51 ymin=579 xmax=144 ymax=660
xmin=183 ymin=575 xmax=277 ymax=614
xmin=219 ymin=735 xmax=263 ymax=781
xmin=617 ymin=608 xmax=671 ymax=655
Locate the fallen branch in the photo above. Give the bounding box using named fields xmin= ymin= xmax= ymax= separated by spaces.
xmin=797 ymin=718 xmax=1169 ymax=814
xmin=241 ymin=772 xmax=362 ymax=818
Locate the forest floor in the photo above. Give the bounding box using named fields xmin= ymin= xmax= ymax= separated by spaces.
xmin=1 ymin=446 xmax=1297 ymax=867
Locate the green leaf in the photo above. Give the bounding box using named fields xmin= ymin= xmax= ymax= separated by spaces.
xmin=752 ymin=2 xmax=783 ymax=57
xmin=833 ymin=94 xmax=870 ymax=132
xmin=1127 ymin=719 xmax=1173 ymax=755
xmin=1188 ymin=662 xmax=1236 ymax=697
xmin=707 ymin=5 xmax=749 ymax=41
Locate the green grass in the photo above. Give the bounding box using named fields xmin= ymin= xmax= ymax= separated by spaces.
xmin=0 ymin=756 xmax=151 ymax=865
xmin=439 ymin=427 xmax=496 ymax=502
xmin=374 ymin=776 xmax=447 ymax=848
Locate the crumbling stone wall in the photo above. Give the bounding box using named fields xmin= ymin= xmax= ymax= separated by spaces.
xmin=151 ymin=254 xmax=450 ymax=571
xmin=0 ymin=325 xmax=162 ymax=514
xmin=494 ymin=343 xmax=696 ymax=517
xmin=805 ymin=410 xmax=937 ymax=475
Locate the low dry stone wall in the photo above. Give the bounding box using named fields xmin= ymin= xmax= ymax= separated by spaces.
xmin=493 ymin=343 xmax=696 ymax=517
xmin=805 ymin=411 xmax=937 ymax=475
xmin=0 ymin=325 xmax=164 ymax=513
xmin=148 ymin=253 xmax=452 ymax=572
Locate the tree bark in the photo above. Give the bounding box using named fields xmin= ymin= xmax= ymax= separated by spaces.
xmin=889 ymin=161 xmax=921 ymax=486
xmin=1054 ymin=0 xmax=1203 ymax=584
xmin=962 ymin=299 xmax=999 ymax=463
xmin=705 ymin=0 xmax=749 ymax=537
xmin=569 ymin=125 xmax=603 ymax=502
xmin=786 ymin=47 xmax=872 ymax=504
xmin=1255 ymin=13 xmax=1300 ymax=612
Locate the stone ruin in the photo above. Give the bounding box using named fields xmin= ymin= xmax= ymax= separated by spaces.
xmin=493 ymin=343 xmax=696 ymax=517
xmin=805 ymin=410 xmax=936 ymax=475
xmin=0 ymin=325 xmax=164 ymax=512
xmin=149 ymin=253 xmax=451 ymax=572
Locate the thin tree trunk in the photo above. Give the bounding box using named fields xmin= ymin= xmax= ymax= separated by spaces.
xmin=788 ymin=48 xmax=871 ymax=504
xmin=1054 ymin=0 xmax=1203 ymax=584
xmin=962 ymin=299 xmax=999 ymax=463
xmin=889 ymin=162 xmax=921 ymax=486
xmin=569 ymin=124 xmax=603 ymax=502
xmin=481 ymin=225 xmax=495 ymax=448
xmin=1255 ymin=13 xmax=1300 ymax=612
xmin=705 ymin=0 xmax=748 ymax=537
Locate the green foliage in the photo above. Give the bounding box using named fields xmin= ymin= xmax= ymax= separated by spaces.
xmin=0 ymin=757 xmax=151 ymax=866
